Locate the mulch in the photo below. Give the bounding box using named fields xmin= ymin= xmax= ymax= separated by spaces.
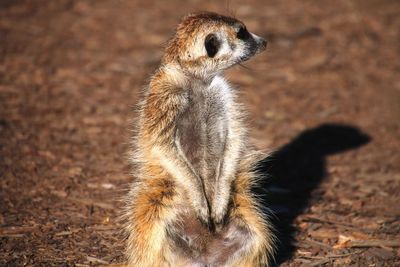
xmin=1 ymin=0 xmax=399 ymax=266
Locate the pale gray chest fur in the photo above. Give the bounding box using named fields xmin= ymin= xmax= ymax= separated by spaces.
xmin=175 ymin=84 xmax=229 ymax=196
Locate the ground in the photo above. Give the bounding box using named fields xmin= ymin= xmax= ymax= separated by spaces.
xmin=1 ymin=0 xmax=399 ymax=266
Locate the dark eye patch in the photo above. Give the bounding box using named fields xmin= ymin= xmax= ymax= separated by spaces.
xmin=205 ymin=33 xmax=220 ymax=58
xmin=237 ymin=26 xmax=250 ymax=40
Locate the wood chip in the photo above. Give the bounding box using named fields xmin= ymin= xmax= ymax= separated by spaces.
xmin=308 ymin=228 xmax=338 ymax=239
xmin=305 ymin=258 xmax=331 ymax=267
xmin=68 ymin=197 xmax=115 ymax=210
xmin=0 ymin=226 xmax=37 ymax=236
xmin=345 ymin=240 xmax=400 ymax=248
xmin=305 ymin=238 xmax=332 ymax=249
xmin=54 ymin=229 xmax=80 ymax=236
xmin=334 ymin=235 xmax=400 ymax=249
xmin=86 ymin=256 xmax=109 ymax=265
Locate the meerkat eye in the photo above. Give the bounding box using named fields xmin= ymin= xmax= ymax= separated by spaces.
xmin=237 ymin=26 xmax=250 ymax=40
xmin=204 ymin=33 xmax=220 ymax=58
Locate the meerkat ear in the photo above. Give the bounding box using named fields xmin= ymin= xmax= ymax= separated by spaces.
xmin=205 ymin=33 xmax=220 ymax=58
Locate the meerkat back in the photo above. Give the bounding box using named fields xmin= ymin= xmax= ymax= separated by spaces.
xmin=123 ymin=12 xmax=275 ymax=267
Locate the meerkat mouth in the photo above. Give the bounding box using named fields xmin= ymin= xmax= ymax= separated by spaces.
xmin=238 ymin=43 xmax=266 ymax=63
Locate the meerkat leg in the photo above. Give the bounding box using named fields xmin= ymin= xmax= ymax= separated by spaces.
xmin=152 ymin=143 xmax=211 ymax=228
xmin=212 ymin=116 xmax=243 ymax=228
xmin=226 ymin=167 xmax=276 ymax=267
xmin=125 ymin=170 xmax=179 ymax=267
xmin=165 ymin=163 xmax=276 ymax=267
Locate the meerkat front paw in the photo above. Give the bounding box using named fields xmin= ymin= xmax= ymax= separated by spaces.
xmin=191 ymin=195 xmax=212 ymax=230
xmin=211 ymin=181 xmax=232 ymax=232
xmin=196 ymin=206 xmax=213 ymax=231
xmin=211 ymin=201 xmax=229 ymax=232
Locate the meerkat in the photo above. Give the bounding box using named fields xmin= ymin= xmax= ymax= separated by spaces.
xmin=123 ymin=12 xmax=275 ymax=266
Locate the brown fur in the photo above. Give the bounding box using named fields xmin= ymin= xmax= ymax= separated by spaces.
xmin=123 ymin=12 xmax=275 ymax=266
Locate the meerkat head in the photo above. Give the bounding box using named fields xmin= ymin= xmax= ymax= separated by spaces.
xmin=164 ymin=12 xmax=267 ymax=80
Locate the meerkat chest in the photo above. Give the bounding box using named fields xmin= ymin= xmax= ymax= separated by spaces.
xmin=176 ymin=80 xmax=232 ymax=179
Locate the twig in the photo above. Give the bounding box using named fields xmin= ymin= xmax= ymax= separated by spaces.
xmin=0 ymin=226 xmax=37 ymax=236
xmin=345 ymin=240 xmax=400 ymax=248
xmin=304 ymin=238 xmax=332 ymax=249
xmin=300 ymin=258 xmax=330 ymax=267
xmin=50 ymin=191 xmax=116 ymax=210
xmin=54 ymin=229 xmax=80 ymax=236
xmin=326 ymin=249 xmax=364 ymax=258
xmin=302 ymin=216 xmax=360 ymax=230
xmin=86 ymin=256 xmax=109 ymax=265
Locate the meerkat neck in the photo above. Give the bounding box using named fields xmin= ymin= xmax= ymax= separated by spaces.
xmin=162 ymin=62 xmax=220 ymax=88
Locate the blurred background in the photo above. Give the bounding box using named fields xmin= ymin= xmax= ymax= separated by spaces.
xmin=1 ymin=0 xmax=399 ymax=266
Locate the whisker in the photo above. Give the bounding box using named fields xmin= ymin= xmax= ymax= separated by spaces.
xmin=238 ymin=63 xmax=253 ymax=71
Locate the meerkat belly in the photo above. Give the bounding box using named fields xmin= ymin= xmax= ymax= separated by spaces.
xmin=175 ymin=89 xmax=228 ymax=196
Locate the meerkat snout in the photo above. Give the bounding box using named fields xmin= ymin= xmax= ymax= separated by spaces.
xmin=236 ymin=24 xmax=267 ymax=54
xmin=253 ymin=33 xmax=267 ymax=53
xmin=235 ymin=24 xmax=267 ymax=62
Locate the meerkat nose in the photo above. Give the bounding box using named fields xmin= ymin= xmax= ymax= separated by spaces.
xmin=261 ymin=39 xmax=267 ymax=49
xmin=257 ymin=38 xmax=267 ymax=52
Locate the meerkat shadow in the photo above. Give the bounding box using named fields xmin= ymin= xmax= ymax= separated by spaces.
xmin=252 ymin=123 xmax=371 ymax=266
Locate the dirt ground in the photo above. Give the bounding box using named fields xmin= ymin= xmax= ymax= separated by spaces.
xmin=1 ymin=0 xmax=399 ymax=266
